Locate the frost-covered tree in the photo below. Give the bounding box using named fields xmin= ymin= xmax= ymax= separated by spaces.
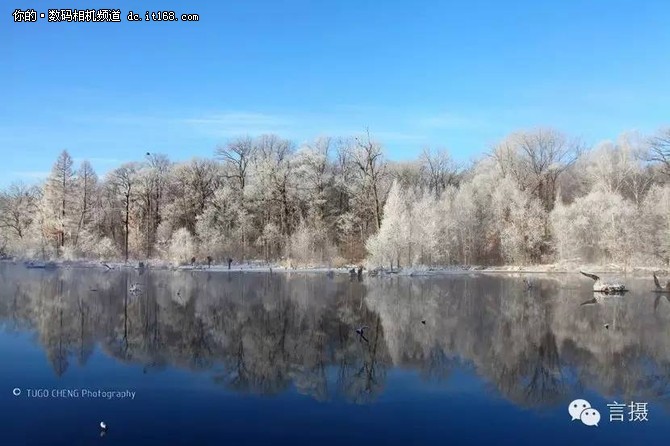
xmin=168 ymin=227 xmax=197 ymax=265
xmin=257 ymin=222 xmax=282 ymax=261
xmin=350 ymin=131 xmax=388 ymax=231
xmin=450 ymin=183 xmax=482 ymax=264
xmin=165 ymin=159 xmax=220 ymax=234
xmin=491 ymin=178 xmax=546 ymax=264
xmin=336 ymin=211 xmax=364 ymax=261
xmin=392 ymin=161 xmax=424 ymax=191
xmin=154 ymin=220 xmax=173 ymax=258
xmin=295 ymin=137 xmax=334 ymax=225
xmin=265 ymin=136 xmax=297 ymax=235
xmin=333 ymin=142 xmax=355 ymax=213
xmin=216 ymin=136 xmax=255 ymax=191
xmin=434 ymin=186 xmax=460 ymax=264
xmin=366 ymin=180 xmax=409 ymax=269
xmin=130 ymin=154 xmax=172 ymax=259
xmin=72 ymin=160 xmax=97 ymax=248
xmin=287 ymin=220 xmax=336 ymax=266
xmin=409 ymin=191 xmax=440 ymax=265
xmin=0 ymin=182 xmax=38 ymax=241
xmin=134 ymin=165 xmax=157 ymax=258
xmin=144 ymin=153 xmax=172 ymax=257
xmin=77 ymin=231 xmax=118 ymax=261
xmin=419 ymin=148 xmax=458 ymax=197
xmin=579 ymin=134 xmax=653 ymax=206
xmin=21 ymin=192 xmax=58 ymax=259
xmin=648 ymin=128 xmax=670 ymax=180
xmin=4 ymin=126 xmax=670 ymax=267
xmin=551 ymin=189 xmax=639 ymax=265
xmin=492 ymin=129 xmax=581 ymax=211
xmin=109 ymin=164 xmax=138 ymax=262
xmin=640 ymin=185 xmax=670 ymax=265
xmin=243 ymin=135 xmax=298 ymax=239
xmin=449 ymin=161 xmax=501 ymax=264
xmin=195 ymin=188 xmax=232 ymax=260
xmin=44 ymin=150 xmax=76 ymax=250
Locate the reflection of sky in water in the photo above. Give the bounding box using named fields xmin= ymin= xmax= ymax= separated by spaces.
xmin=1 ymin=264 xmax=670 ymax=445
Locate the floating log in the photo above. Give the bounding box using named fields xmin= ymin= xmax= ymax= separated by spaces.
xmin=580 ymin=271 xmax=627 ymax=293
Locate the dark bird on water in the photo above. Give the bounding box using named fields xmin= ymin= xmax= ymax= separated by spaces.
xmin=355 ymin=326 xmax=369 ymax=343
xmin=421 ymin=320 xmax=426 ymax=325
xmin=604 ymin=323 xmax=610 ymax=330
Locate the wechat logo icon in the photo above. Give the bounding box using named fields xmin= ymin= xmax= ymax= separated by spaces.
xmin=569 ymin=399 xmax=601 ymax=427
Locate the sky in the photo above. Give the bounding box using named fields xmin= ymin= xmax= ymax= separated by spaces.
xmin=1 ymin=0 xmax=669 ymax=185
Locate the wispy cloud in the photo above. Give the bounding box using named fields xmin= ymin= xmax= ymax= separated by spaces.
xmin=73 ymin=157 xmax=121 ymax=165
xmin=369 ymin=131 xmax=426 ymax=144
xmin=70 ymin=114 xmax=179 ymax=127
xmin=59 ymin=108 xmax=489 ymax=150
xmin=184 ymin=112 xmax=290 ymax=126
xmin=183 ymin=111 xmax=295 ymax=137
xmin=413 ymin=112 xmax=484 ymax=130
xmin=11 ymin=171 xmax=49 ymax=180
xmin=182 ymin=110 xmax=433 ymax=145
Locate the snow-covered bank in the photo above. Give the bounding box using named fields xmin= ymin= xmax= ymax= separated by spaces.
xmin=0 ymin=258 xmax=362 ymax=275
xmin=2 ymin=258 xmax=667 ymax=277
xmin=477 ymin=263 xmax=669 ymax=276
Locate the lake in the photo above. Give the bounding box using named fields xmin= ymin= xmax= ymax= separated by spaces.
xmin=1 ymin=263 xmax=669 ymax=445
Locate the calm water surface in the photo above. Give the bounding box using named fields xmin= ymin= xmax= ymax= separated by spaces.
xmin=1 ymin=263 xmax=670 ymax=445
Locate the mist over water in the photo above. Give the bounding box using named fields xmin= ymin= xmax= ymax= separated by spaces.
xmin=1 ymin=263 xmax=670 ymax=445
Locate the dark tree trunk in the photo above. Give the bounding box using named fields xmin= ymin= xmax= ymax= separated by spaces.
xmin=124 ymin=192 xmax=130 ymax=262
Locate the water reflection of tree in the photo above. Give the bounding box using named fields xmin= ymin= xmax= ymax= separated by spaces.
xmin=75 ymin=293 xmax=95 ymax=366
xmin=553 ymin=287 xmax=670 ymax=404
xmin=364 ymin=275 xmax=670 ymax=408
xmin=2 ymin=264 xmax=670 ymax=408
xmin=337 ymin=315 xmax=389 ymax=404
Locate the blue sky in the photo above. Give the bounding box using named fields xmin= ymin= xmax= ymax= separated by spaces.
xmin=1 ymin=0 xmax=669 ymax=185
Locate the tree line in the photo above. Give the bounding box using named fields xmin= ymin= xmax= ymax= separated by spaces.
xmin=1 ymin=127 xmax=669 ymax=267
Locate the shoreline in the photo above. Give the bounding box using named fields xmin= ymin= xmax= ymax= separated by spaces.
xmin=2 ymin=258 xmax=668 ymax=277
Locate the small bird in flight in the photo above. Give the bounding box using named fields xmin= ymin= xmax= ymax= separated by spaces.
xmin=355 ymin=326 xmax=369 ymax=343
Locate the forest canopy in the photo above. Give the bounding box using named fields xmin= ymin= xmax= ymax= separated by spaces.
xmin=1 ymin=127 xmax=669 ymax=268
